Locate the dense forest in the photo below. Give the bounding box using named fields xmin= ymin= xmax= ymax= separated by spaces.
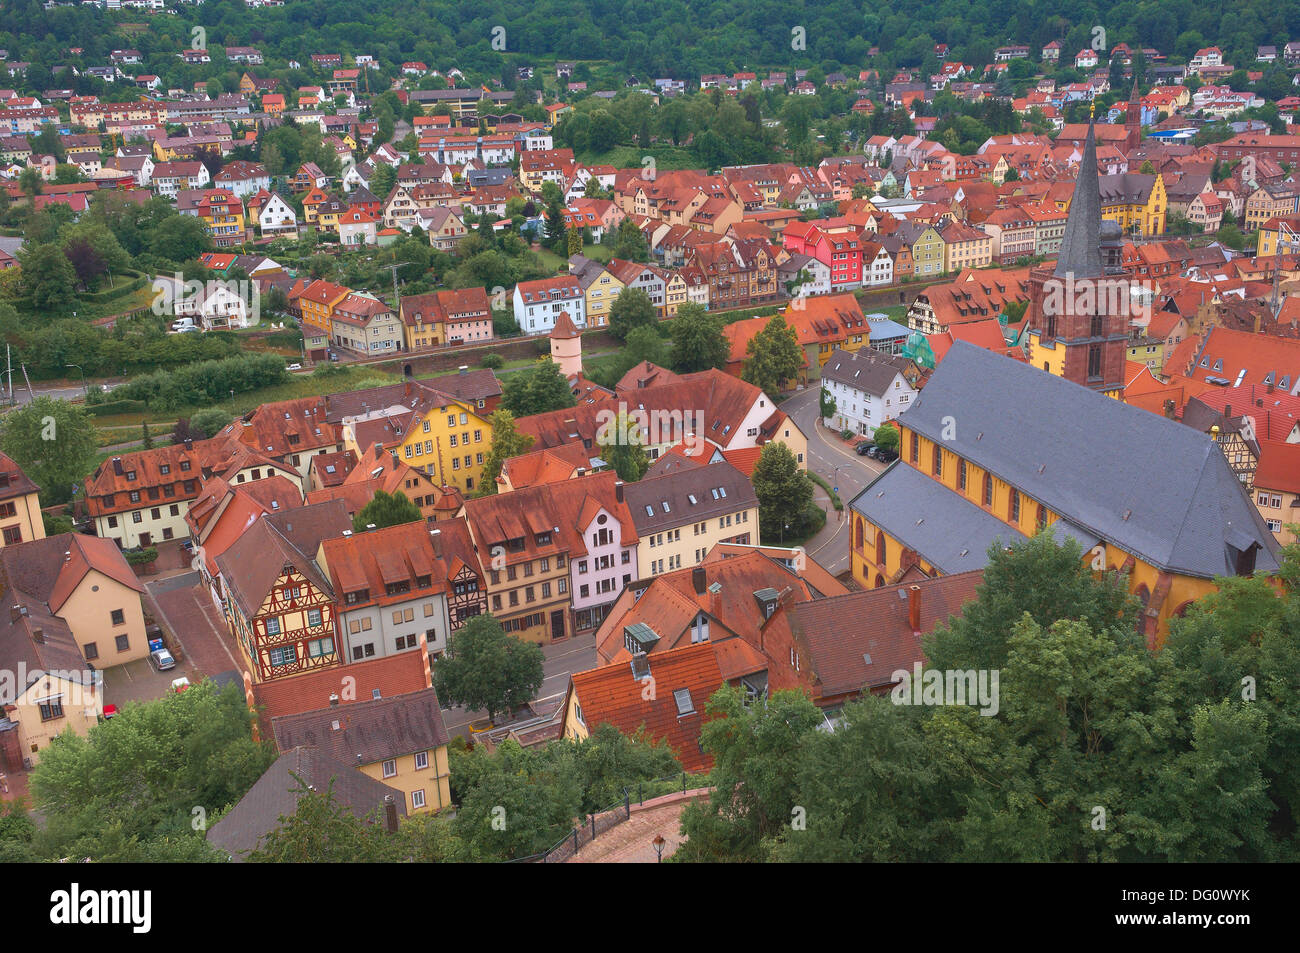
xmin=2 ymin=0 xmax=1297 ymax=87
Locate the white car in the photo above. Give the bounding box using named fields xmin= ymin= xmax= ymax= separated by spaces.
xmin=150 ymin=648 xmax=175 ymax=671
xmin=287 ymin=363 xmax=302 ymax=371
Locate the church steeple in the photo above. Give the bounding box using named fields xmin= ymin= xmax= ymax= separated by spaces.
xmin=1054 ymin=118 xmax=1103 ymax=279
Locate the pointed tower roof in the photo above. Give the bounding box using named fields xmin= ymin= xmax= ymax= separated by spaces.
xmin=1053 ymin=119 xmax=1104 ymax=279
xmin=549 ymin=309 xmax=580 ymax=339
xmin=548 ymin=310 xmax=579 ymax=340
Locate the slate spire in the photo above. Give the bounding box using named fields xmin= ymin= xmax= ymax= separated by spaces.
xmin=1053 ymin=117 xmax=1104 ymax=279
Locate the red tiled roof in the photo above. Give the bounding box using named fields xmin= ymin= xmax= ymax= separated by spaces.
xmin=253 ymin=649 xmax=430 ymax=723
xmin=569 ymin=642 xmax=722 ymax=773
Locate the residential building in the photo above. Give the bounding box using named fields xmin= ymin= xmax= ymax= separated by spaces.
xmin=215 ymin=501 xmax=351 ymax=683
xmin=513 ymin=275 xmax=586 ymax=334
xmin=272 ymin=688 xmax=451 ymax=816
xmin=821 ymin=347 xmax=922 ymax=436
xmin=624 ymin=459 xmax=759 ymax=577
xmin=0 ymin=452 xmax=44 ymax=548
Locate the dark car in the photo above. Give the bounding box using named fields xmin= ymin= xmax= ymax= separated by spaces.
xmin=874 ymin=447 xmax=899 ymax=463
xmin=855 ymin=441 xmax=875 ymax=456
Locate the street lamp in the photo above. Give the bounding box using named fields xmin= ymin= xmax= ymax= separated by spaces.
xmin=66 ymin=363 xmax=88 ymax=398
xmin=652 ymin=834 xmax=666 ymax=863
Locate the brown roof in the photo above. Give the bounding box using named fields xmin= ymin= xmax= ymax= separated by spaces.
xmin=214 ymin=500 xmax=349 ymax=618
xmin=0 ymin=452 xmax=37 ymax=501
xmin=254 ymin=648 xmax=430 ymax=722
xmin=271 ymin=686 xmax=449 ymax=764
xmin=780 ymin=571 xmax=984 ymax=697
xmin=568 ymin=642 xmax=722 ymax=773
xmin=206 ymin=745 xmax=407 ymax=861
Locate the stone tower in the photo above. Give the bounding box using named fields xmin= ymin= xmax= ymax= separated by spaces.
xmin=1024 ymin=119 xmax=1132 ymax=394
xmin=549 ymin=309 xmax=582 ymax=379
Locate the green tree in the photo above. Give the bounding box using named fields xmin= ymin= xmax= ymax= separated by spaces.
xmin=31 ymin=680 xmax=272 ymax=861
xmin=741 ymin=315 xmax=803 ymax=396
xmin=189 ymin=408 xmax=233 ymax=438
xmin=149 ymin=215 xmax=213 ymax=263
xmin=17 ymin=244 xmax=77 ymax=313
xmin=433 ymin=614 xmax=545 ymax=723
xmin=0 ymin=397 xmax=97 ymax=505
xmin=501 ymin=359 xmax=577 ymax=417
xmin=140 ymin=421 xmax=153 ymax=450
xmin=353 ymin=489 xmax=422 ymax=532
xmin=669 ymin=303 xmax=729 ymax=373
xmin=248 ymin=777 xmax=403 ymax=863
xmin=610 ymin=218 xmax=650 ymax=262
xmin=677 ymin=686 xmax=824 ymax=862
xmin=369 ymin=163 xmax=397 ymax=199
xmin=607 ymin=286 xmax=656 ymax=341
xmin=480 ymin=408 xmax=534 ymax=494
xmin=873 ymin=421 xmax=899 ymax=453
xmin=597 ymin=410 xmax=650 ymax=482
xmin=566 ymin=225 xmax=582 ymax=257
xmin=820 ymin=387 xmax=836 ymax=420
xmin=543 ymin=202 xmax=567 ymax=250
xmin=750 ymin=441 xmax=814 ymax=543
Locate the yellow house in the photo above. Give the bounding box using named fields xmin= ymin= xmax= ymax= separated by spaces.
xmin=905 ymin=224 xmax=946 ymax=278
xmin=937 ymin=220 xmax=993 ymax=272
xmin=1246 ymin=187 xmax=1300 ymax=232
xmin=661 ymin=270 xmax=688 ymax=318
xmin=0 ymin=533 xmax=151 ymax=765
xmin=625 ymin=460 xmax=761 ymax=578
xmin=1097 ymin=172 xmax=1166 ymax=237
xmin=350 ymin=395 xmax=494 ymax=496
xmin=295 ymin=279 xmax=352 ymax=346
xmin=270 ymin=688 xmax=452 ymax=815
xmin=848 ymin=342 xmax=1279 ymax=646
xmin=0 ymin=452 xmax=45 ymax=548
xmin=1254 ymin=442 xmax=1300 ymax=547
xmin=576 ymin=263 xmax=624 ymax=329
xmin=1255 ymin=216 xmax=1300 ymax=258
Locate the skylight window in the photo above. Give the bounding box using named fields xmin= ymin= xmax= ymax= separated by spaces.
xmin=673 ymin=689 xmax=694 ymax=716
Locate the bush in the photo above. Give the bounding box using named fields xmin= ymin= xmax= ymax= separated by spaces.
xmin=124 ymin=547 xmax=159 ymax=566
xmin=110 ymin=352 xmax=289 ymax=412
xmin=88 ymin=399 xmax=148 ymax=416
xmin=481 ymin=353 xmax=504 ymax=369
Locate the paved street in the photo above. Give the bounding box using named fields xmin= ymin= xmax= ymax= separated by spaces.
xmin=440 ymin=631 xmax=597 ymax=740
xmin=781 ymin=387 xmax=884 ymax=576
xmin=145 ymin=571 xmax=243 ymax=680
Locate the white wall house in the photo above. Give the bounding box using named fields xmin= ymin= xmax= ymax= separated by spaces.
xmin=820 ymin=347 xmax=919 ymax=437
xmin=513 ymin=276 xmax=586 ymax=334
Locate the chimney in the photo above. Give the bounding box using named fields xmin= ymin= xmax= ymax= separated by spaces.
xmin=366 ymin=523 xmax=377 ymax=532
xmin=374 ymin=442 xmax=383 ymax=456
xmin=615 ymin=481 xmax=624 ymax=502
xmin=328 ymin=692 xmax=339 ymax=706
xmin=9 ymin=605 xmax=19 ymax=623
xmin=692 ymin=566 xmax=706 ymax=595
xmin=1224 ymin=403 xmax=1232 ymax=420
xmin=184 ymin=438 xmax=193 ymax=451
xmin=1267 ymin=380 xmax=1275 ymax=394
xmin=429 ymin=527 xmax=442 ymax=557
xmin=907 ymin=584 xmax=921 ymax=634
xmin=32 ymin=626 xmax=44 ymax=644
xmin=383 ymin=795 xmax=399 ymax=833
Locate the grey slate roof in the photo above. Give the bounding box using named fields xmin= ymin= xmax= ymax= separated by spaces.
xmin=206 ymin=745 xmax=406 ymax=861
xmin=1054 ymin=119 xmax=1104 ymax=279
xmin=624 ymin=460 xmax=757 ymax=536
xmin=271 ymin=687 xmax=450 ymax=765
xmin=821 ymin=347 xmax=910 ymax=397
xmin=892 ymin=341 xmax=1281 ymax=579
xmin=850 ymin=460 xmax=1028 ymax=573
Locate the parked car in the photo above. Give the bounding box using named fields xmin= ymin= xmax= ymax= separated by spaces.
xmin=286 ymin=362 xmax=302 ymax=371
xmin=855 ymin=441 xmax=875 ymax=456
xmin=170 ymin=677 xmax=190 ymax=693
xmin=874 ymin=447 xmax=899 ymax=463
xmin=150 ymin=647 xmax=175 ymax=671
